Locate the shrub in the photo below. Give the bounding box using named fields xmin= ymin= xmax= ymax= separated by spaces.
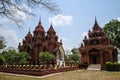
xmin=0 ymin=55 xmax=6 ymax=66
xmin=39 ymin=52 xmax=55 ymax=64
xmin=68 ymin=54 xmax=80 ymax=63
xmin=106 ymin=62 xmax=120 ymax=71
xmin=113 ymin=62 xmax=120 ymax=71
xmin=106 ymin=62 xmax=113 ymax=71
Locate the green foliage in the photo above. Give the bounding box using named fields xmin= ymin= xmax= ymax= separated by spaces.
xmin=103 ymin=19 xmax=120 ymax=48
xmin=39 ymin=52 xmax=55 ymax=63
xmin=0 ymin=54 xmax=6 ymax=66
xmin=19 ymin=52 xmax=31 ymax=65
xmin=1 ymin=50 xmax=18 ymax=64
xmin=113 ymin=62 xmax=120 ymax=71
xmin=106 ymin=62 xmax=113 ymax=71
xmin=1 ymin=50 xmax=30 ymax=65
xmin=1 ymin=51 xmax=9 ymax=61
xmin=106 ymin=62 xmax=112 ymax=65
xmin=69 ymin=60 xmax=75 ymax=63
xmin=0 ymin=36 xmax=6 ymax=49
xmin=71 ymin=48 xmax=80 ymax=54
xmin=106 ymin=62 xmax=120 ymax=71
xmin=68 ymin=54 xmax=80 ymax=63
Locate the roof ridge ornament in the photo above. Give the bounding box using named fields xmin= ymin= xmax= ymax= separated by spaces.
xmin=29 ymin=27 xmax=31 ymax=33
xmin=39 ymin=16 xmax=41 ymax=24
xmin=95 ymin=16 xmax=98 ymax=26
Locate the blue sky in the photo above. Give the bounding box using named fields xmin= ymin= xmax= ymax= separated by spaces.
xmin=0 ymin=0 xmax=120 ymax=51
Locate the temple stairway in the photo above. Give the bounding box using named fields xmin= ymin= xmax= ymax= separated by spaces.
xmin=87 ymin=64 xmax=101 ymax=70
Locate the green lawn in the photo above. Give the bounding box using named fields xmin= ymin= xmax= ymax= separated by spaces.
xmin=0 ymin=70 xmax=120 ymax=80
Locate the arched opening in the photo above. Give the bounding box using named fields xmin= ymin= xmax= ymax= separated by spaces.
xmin=88 ymin=48 xmax=100 ymax=64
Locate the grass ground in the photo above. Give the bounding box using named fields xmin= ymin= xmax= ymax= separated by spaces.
xmin=0 ymin=70 xmax=120 ymax=80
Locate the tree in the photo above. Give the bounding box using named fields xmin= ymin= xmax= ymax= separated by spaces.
xmin=0 ymin=54 xmax=6 ymax=66
xmin=1 ymin=50 xmax=30 ymax=65
xmin=0 ymin=36 xmax=6 ymax=50
xmin=0 ymin=0 xmax=60 ymax=26
xmin=71 ymin=48 xmax=80 ymax=55
xmin=1 ymin=50 xmax=10 ymax=64
xmin=1 ymin=50 xmax=17 ymax=64
xmin=39 ymin=52 xmax=55 ymax=63
xmin=19 ymin=52 xmax=31 ymax=64
xmin=103 ymin=19 xmax=120 ymax=49
xmin=68 ymin=54 xmax=80 ymax=63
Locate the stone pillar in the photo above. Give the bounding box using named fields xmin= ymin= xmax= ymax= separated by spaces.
xmin=100 ymin=52 xmax=103 ymax=65
xmin=34 ymin=46 xmax=38 ymax=64
xmin=81 ymin=54 xmax=84 ymax=64
xmin=87 ymin=54 xmax=90 ymax=64
xmin=109 ymin=51 xmax=113 ymax=62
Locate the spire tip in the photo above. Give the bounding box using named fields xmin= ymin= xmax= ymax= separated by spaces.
xmin=39 ymin=16 xmax=41 ymax=24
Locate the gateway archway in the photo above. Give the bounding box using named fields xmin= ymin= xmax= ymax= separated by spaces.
xmin=88 ymin=48 xmax=100 ymax=64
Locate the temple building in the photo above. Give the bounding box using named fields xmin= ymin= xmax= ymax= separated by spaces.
xmin=79 ymin=18 xmax=118 ymax=68
xmin=18 ymin=20 xmax=65 ymax=65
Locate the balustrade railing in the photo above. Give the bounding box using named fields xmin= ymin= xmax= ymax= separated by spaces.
xmin=0 ymin=63 xmax=79 ymax=76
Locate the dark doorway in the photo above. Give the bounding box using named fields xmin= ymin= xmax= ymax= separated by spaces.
xmin=92 ymin=56 xmax=97 ymax=64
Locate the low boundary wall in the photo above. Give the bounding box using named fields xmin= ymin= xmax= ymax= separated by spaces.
xmin=0 ymin=65 xmax=79 ymax=76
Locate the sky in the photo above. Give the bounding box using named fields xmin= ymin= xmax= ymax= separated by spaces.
xmin=0 ymin=0 xmax=120 ymax=52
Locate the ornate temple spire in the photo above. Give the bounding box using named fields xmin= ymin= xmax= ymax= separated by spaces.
xmin=34 ymin=17 xmax=45 ymax=33
xmin=47 ymin=22 xmax=56 ymax=33
xmin=93 ymin=17 xmax=101 ymax=31
xmin=26 ymin=28 xmax=32 ymax=38
xmin=95 ymin=16 xmax=99 ymax=26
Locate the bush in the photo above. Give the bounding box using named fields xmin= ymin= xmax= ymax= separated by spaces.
xmin=106 ymin=62 xmax=120 ymax=71
xmin=113 ymin=62 xmax=120 ymax=71
xmin=106 ymin=62 xmax=113 ymax=71
xmin=39 ymin=52 xmax=55 ymax=64
xmin=0 ymin=55 xmax=6 ymax=66
xmin=68 ymin=54 xmax=80 ymax=63
xmin=1 ymin=50 xmax=30 ymax=65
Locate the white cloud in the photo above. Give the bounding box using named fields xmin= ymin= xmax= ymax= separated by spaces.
xmin=0 ymin=4 xmax=32 ymax=24
xmin=61 ymin=37 xmax=69 ymax=42
xmin=0 ymin=16 xmax=9 ymax=24
xmin=117 ymin=17 xmax=120 ymax=21
xmin=13 ymin=4 xmax=32 ymax=19
xmin=61 ymin=38 xmax=72 ymax=49
xmin=58 ymin=35 xmax=71 ymax=49
xmin=59 ymin=35 xmax=72 ymax=51
xmin=49 ymin=14 xmax=73 ymax=27
xmin=81 ymin=32 xmax=88 ymax=38
xmin=0 ymin=28 xmax=21 ymax=48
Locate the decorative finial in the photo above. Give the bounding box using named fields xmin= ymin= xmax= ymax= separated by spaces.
xmin=85 ymin=36 xmax=87 ymax=39
xmin=95 ymin=16 xmax=97 ymax=23
xmin=89 ymin=29 xmax=91 ymax=33
xmin=60 ymin=39 xmax=63 ymax=45
xmin=60 ymin=39 xmax=62 ymax=43
xmin=39 ymin=16 xmax=41 ymax=24
xmin=50 ymin=19 xmax=53 ymax=27
xmin=19 ymin=42 xmax=21 ymax=45
xmin=51 ymin=20 xmax=52 ymax=25
xmin=29 ymin=27 xmax=30 ymax=33
xmin=81 ymin=43 xmax=83 ymax=47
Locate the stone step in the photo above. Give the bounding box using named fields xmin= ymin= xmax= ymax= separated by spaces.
xmin=87 ymin=64 xmax=101 ymax=70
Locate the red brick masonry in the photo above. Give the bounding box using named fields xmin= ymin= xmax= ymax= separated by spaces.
xmin=0 ymin=65 xmax=78 ymax=76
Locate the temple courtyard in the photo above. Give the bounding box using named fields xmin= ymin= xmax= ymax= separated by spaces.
xmin=0 ymin=70 xmax=120 ymax=80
